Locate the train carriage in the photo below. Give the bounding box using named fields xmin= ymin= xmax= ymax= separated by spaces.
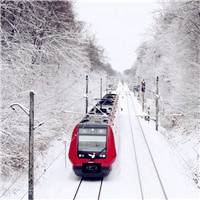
xmin=68 ymin=93 xmax=118 ymax=178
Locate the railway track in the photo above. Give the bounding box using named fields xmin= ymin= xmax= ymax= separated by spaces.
xmin=126 ymin=91 xmax=168 ymax=200
xmin=73 ymin=178 xmax=103 ymax=200
xmin=125 ymin=94 xmax=144 ymax=200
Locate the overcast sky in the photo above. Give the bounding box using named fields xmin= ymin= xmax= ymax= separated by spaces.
xmin=75 ymin=0 xmax=159 ymax=72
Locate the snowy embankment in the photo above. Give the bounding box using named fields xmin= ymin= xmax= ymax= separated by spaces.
xmin=129 ymin=92 xmax=199 ymax=199
xmin=131 ymin=89 xmax=200 ymax=190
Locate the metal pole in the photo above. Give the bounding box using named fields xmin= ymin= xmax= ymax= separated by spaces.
xmin=28 ymin=91 xmax=34 ymax=200
xmin=105 ymin=73 xmax=108 ymax=93
xmin=155 ymin=76 xmax=159 ymax=131
xmin=100 ymin=78 xmax=102 ymax=99
xmin=142 ymin=92 xmax=144 ymax=112
xmin=141 ymin=79 xmax=145 ymax=112
xmin=86 ymin=75 xmax=88 ymax=114
xmin=64 ymin=141 xmax=67 ymax=168
xmin=137 ymin=76 xmax=140 ymax=98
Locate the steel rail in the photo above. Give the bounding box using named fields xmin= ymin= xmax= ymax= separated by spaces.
xmin=97 ymin=178 xmax=103 ymax=200
xmin=129 ymin=93 xmax=168 ymax=200
xmin=72 ymin=178 xmax=83 ymax=200
xmin=72 ymin=178 xmax=103 ymax=200
xmin=126 ymin=93 xmax=144 ymax=200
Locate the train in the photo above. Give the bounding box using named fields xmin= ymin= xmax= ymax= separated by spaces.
xmin=68 ymin=93 xmax=119 ymax=178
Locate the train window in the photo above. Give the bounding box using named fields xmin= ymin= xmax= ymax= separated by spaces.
xmin=78 ymin=128 xmax=107 ymax=154
xmin=79 ymin=135 xmax=106 ymax=152
xmin=79 ymin=128 xmax=107 ymax=135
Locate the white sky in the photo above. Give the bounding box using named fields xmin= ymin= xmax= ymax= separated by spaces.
xmin=75 ymin=0 xmax=159 ymax=72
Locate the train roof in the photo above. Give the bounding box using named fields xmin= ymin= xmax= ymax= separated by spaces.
xmin=79 ymin=123 xmax=108 ymax=128
xmin=79 ymin=93 xmax=118 ymax=126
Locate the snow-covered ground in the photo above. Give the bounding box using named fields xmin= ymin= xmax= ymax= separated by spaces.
xmin=1 ymin=83 xmax=198 ymax=199
xmin=127 ymin=89 xmax=199 ymax=199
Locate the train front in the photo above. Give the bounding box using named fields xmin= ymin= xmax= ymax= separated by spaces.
xmin=68 ymin=123 xmax=116 ymax=178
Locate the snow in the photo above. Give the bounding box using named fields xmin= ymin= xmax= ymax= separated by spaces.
xmin=129 ymin=89 xmax=199 ymax=199
xmin=1 ymin=83 xmax=198 ymax=199
xmin=123 ymin=2 xmax=200 ymax=186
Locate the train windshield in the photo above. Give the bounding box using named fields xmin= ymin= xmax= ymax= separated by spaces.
xmin=78 ymin=128 xmax=107 ymax=153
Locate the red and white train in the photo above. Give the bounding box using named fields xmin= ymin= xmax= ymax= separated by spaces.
xmin=68 ymin=93 xmax=119 ymax=178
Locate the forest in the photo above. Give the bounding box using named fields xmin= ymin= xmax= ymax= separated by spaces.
xmin=125 ymin=0 xmax=199 ymax=134
xmin=124 ymin=0 xmax=200 ymax=186
xmin=0 ymin=0 xmax=115 ymax=177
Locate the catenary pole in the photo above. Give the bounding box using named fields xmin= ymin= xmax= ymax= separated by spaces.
xmin=86 ymin=75 xmax=88 ymax=114
xmin=100 ymin=78 xmax=102 ymax=99
xmin=141 ymin=79 xmax=145 ymax=112
xmin=155 ymin=76 xmax=159 ymax=131
xmin=28 ymin=91 xmax=34 ymax=200
xmin=142 ymin=92 xmax=144 ymax=112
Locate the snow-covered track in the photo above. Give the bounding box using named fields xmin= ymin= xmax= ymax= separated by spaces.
xmin=73 ymin=178 xmax=103 ymax=200
xmin=126 ymin=94 xmax=144 ymax=200
xmin=126 ymin=92 xmax=168 ymax=200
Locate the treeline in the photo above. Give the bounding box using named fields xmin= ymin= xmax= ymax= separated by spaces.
xmin=1 ymin=0 xmax=115 ymax=74
xmin=0 ymin=0 xmax=115 ymax=177
xmin=127 ymin=0 xmax=200 ymax=132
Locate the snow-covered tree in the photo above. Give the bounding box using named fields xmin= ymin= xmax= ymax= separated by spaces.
xmin=0 ymin=0 xmax=115 ymax=177
xmin=128 ymin=0 xmax=200 ymax=132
